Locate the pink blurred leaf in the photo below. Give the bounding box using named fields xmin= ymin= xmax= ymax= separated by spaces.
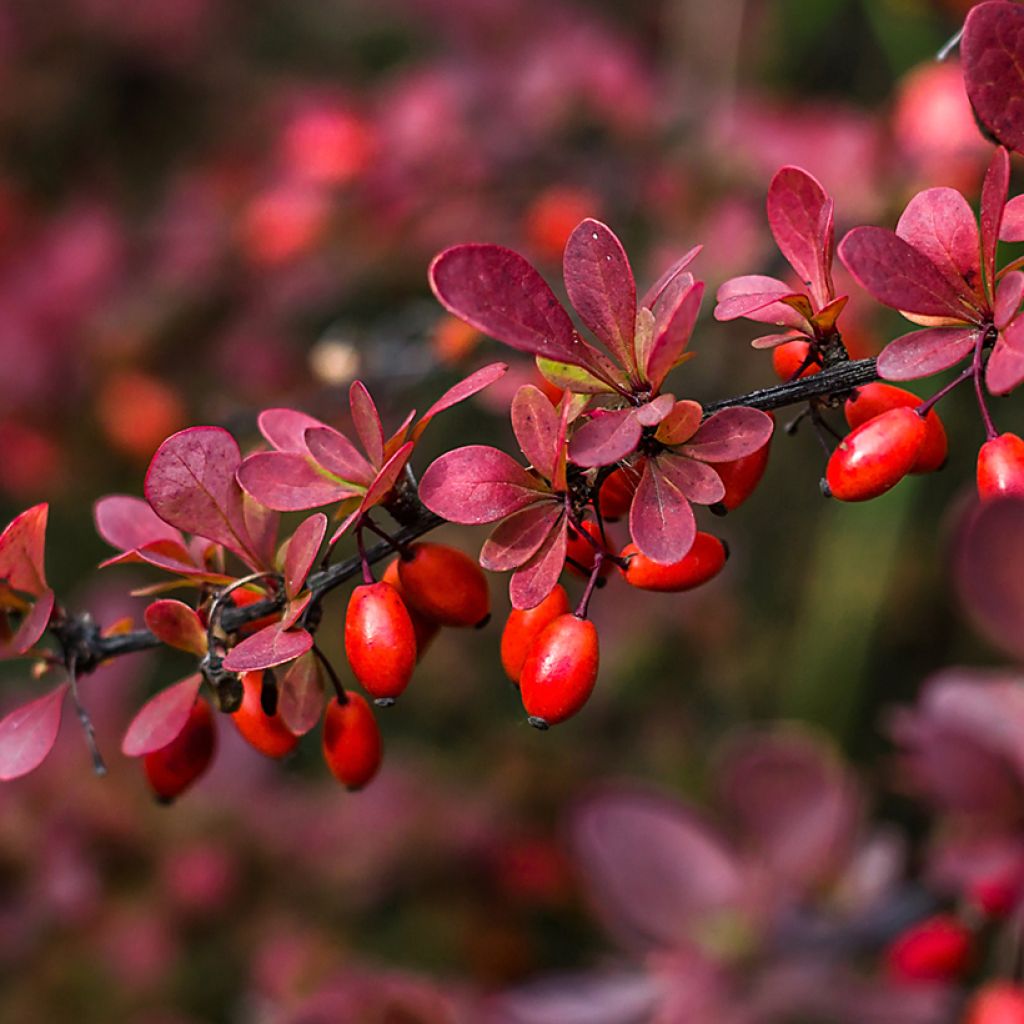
xmin=987 ymin=318 xmax=1024 ymax=395
xmin=570 ymin=788 xmax=743 ymax=952
xmin=876 ymin=326 xmax=979 ymax=381
xmin=121 ymin=674 xmax=202 ymax=757
xmin=564 ymin=219 xmax=637 ymax=370
xmin=5 ymin=588 xmax=55 ymax=655
xmin=963 ymin=2 xmax=1024 ymax=153
xmin=629 ymin=458 xmax=696 ymax=565
xmin=491 ymin=972 xmax=662 ymax=1024
xmin=0 ymin=504 xmax=48 ymax=596
xmin=94 ymin=495 xmax=182 ymax=553
xmin=419 ymin=446 xmax=546 ymax=524
xmin=683 ymin=407 xmax=774 ymax=463
xmin=750 ymin=330 xmax=807 ymax=350
xmin=223 ymin=623 xmax=313 ymax=672
xmin=640 ymin=244 xmax=702 ymax=309
xmin=144 ymin=600 xmax=207 ymax=656
xmin=981 ymin=147 xmax=1010 ymax=289
xmin=838 ymin=227 xmax=979 ymax=320
xmin=237 ymin=451 xmax=364 ymax=512
xmin=0 ymin=684 xmax=68 ymax=780
xmin=644 ymin=281 xmax=703 ymax=390
xmin=767 ymin=166 xmax=834 ymax=309
xmin=304 ymin=427 xmax=375 ymax=485
xmin=284 ymin=513 xmax=328 ymax=599
xmin=258 ymin=408 xmax=330 ymax=453
xmin=278 ymin=651 xmax=324 ymax=735
xmin=509 ymin=518 xmax=568 ymax=610
xmin=480 ymin=503 xmax=562 ymax=571
xmin=348 ymin=381 xmax=385 ymax=467
xmin=658 ymin=454 xmax=725 ymax=506
xmin=511 ymin=385 xmax=561 ymax=481
xmin=410 ymin=361 xmax=508 ymax=442
xmin=1002 ymin=195 xmax=1024 ymax=242
xmin=569 ymin=408 xmax=642 ymax=469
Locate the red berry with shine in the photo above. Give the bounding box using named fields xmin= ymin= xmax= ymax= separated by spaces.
xmin=964 ymin=983 xmax=1024 ymax=1024
xmin=844 ymin=382 xmax=947 ymax=473
xmin=565 ymin=521 xmax=612 ymax=578
xmin=230 ymin=670 xmax=299 ymax=759
xmin=519 ymin=614 xmax=599 ymax=728
xmin=619 ymin=533 xmax=728 ymax=592
xmin=771 ymin=340 xmax=819 ymax=381
xmin=397 ymin=543 xmax=490 ymax=627
xmin=825 ymin=407 xmax=926 ymax=502
xmin=344 ymin=581 xmax=417 ymax=703
xmin=383 ymin=558 xmax=441 ymax=658
xmin=143 ymin=698 xmax=217 ymax=804
xmin=500 ymin=584 xmax=572 ymax=683
xmin=977 ymin=433 xmax=1024 ymax=501
xmin=322 ymin=694 xmax=382 ymax=790
xmin=884 ymin=914 xmax=971 ymax=982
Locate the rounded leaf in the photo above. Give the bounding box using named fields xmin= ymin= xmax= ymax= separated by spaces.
xmin=122 ymin=675 xmax=202 ymax=757
xmin=0 ymin=684 xmax=68 ymax=780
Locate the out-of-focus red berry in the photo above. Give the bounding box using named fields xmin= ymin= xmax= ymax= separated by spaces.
xmin=524 ymin=186 xmax=601 ymax=262
xmin=280 ymin=105 xmax=374 ymax=186
xmin=238 ymin=183 xmax=330 ymax=266
xmin=431 ymin=314 xmax=481 ymax=366
xmin=885 ymin=914 xmax=971 ymax=982
xmin=964 ymin=983 xmax=1024 ymax=1023
xmin=96 ymin=369 xmax=187 ymax=463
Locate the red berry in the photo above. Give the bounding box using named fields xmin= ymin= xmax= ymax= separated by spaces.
xmin=230 ymin=670 xmax=299 ymax=759
xmin=344 ymin=581 xmax=417 ymax=703
xmin=519 ymin=614 xmax=599 ymax=727
xmin=382 ymin=558 xmax=441 ymax=658
xmin=977 ymin=433 xmax=1024 ymax=501
xmin=771 ymin=340 xmax=819 ymax=382
xmin=598 ymin=465 xmax=641 ymax=520
xmin=713 ymin=426 xmax=772 ymax=511
xmin=964 ymin=983 xmax=1024 ymax=1024
xmin=397 ymin=543 xmax=490 ymax=628
xmin=143 ymin=698 xmax=217 ymax=804
xmin=500 ymin=584 xmax=572 ymax=683
xmin=885 ymin=914 xmax=971 ymax=982
xmin=322 ymin=694 xmax=382 ymax=790
xmin=619 ymin=533 xmax=728 ymax=592
xmin=565 ymin=521 xmax=612 ymax=578
xmin=844 ymin=382 xmax=947 ymax=473
xmin=825 ymin=407 xmax=926 ymax=502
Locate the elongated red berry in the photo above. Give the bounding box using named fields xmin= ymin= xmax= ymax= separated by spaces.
xmin=825 ymin=407 xmax=926 ymax=502
xmin=713 ymin=424 xmax=772 ymax=511
xmin=383 ymin=558 xmax=440 ymax=658
xmin=977 ymin=433 xmax=1024 ymax=500
xmin=619 ymin=533 xmax=727 ymax=592
xmin=964 ymin=983 xmax=1024 ymax=1024
xmin=565 ymin=521 xmax=612 ymax=578
xmin=598 ymin=465 xmax=641 ymax=520
xmin=844 ymin=382 xmax=947 ymax=473
xmin=397 ymin=543 xmax=490 ymax=627
xmin=519 ymin=614 xmax=599 ymax=728
xmin=884 ymin=914 xmax=971 ymax=982
xmin=143 ymin=698 xmax=217 ymax=803
xmin=772 ymin=340 xmax=819 ymax=381
xmin=500 ymin=584 xmax=572 ymax=683
xmin=231 ymin=670 xmax=298 ymax=759
xmin=344 ymin=581 xmax=417 ymax=703
xmin=322 ymin=694 xmax=382 ymax=790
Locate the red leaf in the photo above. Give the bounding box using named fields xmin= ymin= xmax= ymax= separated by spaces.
xmin=94 ymin=495 xmax=182 ymax=554
xmin=876 ymin=326 xmax=979 ymax=381
xmin=634 ymin=394 xmax=675 ymax=428
xmin=655 ymin=400 xmax=703 ymax=446
xmin=5 ymin=588 xmax=54 ymax=655
xmin=981 ymin=147 xmax=1010 ymax=292
xmin=284 ymin=513 xmax=328 ymax=599
xmin=144 ymin=599 xmax=208 ymax=656
xmin=963 ymin=2 xmax=1024 ymax=153
xmin=682 ymin=407 xmax=774 ymax=463
xmin=512 ymin=385 xmax=561 ymax=481
xmin=713 ymin=275 xmax=808 ymax=328
xmin=281 ymin=592 xmax=312 ymax=630
xmin=419 ymin=446 xmax=546 ymax=524
xmin=895 ymin=188 xmax=983 ymax=305
xmin=410 ymin=361 xmax=508 ymax=443
xmin=223 ymin=623 xmax=313 ymax=672
xmin=145 ymin=427 xmax=257 ymax=564
xmin=658 ymin=454 xmax=725 ymax=506
xmin=480 ymin=503 xmax=562 ymax=571
xmin=767 ymin=166 xmax=834 ymax=309
xmin=987 ymin=318 xmax=1024 ymax=395
xmin=121 ymin=674 xmax=202 ymax=757
xmin=568 ymin=408 xmax=642 ymax=469
xmin=0 ymin=504 xmax=48 ymax=596
xmin=242 ymin=495 xmax=278 ymax=570
xmin=750 ymin=330 xmax=807 ymax=350
xmin=644 ymin=281 xmax=702 ymax=390
xmin=100 ymin=540 xmax=232 ymax=583
xmin=629 ymin=458 xmax=696 ymax=565
xmin=348 ymin=381 xmax=385 ymax=467
xmin=358 ymin=442 xmax=414 ymax=511
xmin=563 ymin=219 xmax=638 ymax=370
xmin=509 ymin=517 xmax=568 ymax=610
xmin=640 ymin=244 xmax=702 ymax=309
xmin=304 ymin=427 xmax=375 ymax=485
xmin=258 ymin=408 xmax=329 ymax=453
xmin=1002 ymin=195 xmax=1024 ymax=242
xmin=0 ymin=684 xmax=68 ymax=780
xmin=237 ymin=451 xmax=364 ymax=512
xmin=995 ymin=271 xmax=1024 ymax=330
xmin=838 ymin=227 xmax=979 ymax=321
xmin=278 ymin=651 xmax=324 ymax=735
xmin=429 ymin=244 xmax=606 ymax=372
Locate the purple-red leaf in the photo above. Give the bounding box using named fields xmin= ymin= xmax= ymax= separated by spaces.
xmin=656 ymin=400 xmax=703 ymax=446
xmin=419 ymin=446 xmax=545 ymax=524
xmin=237 ymin=451 xmax=364 ymax=512
xmin=410 ymin=361 xmax=508 ymax=442
xmin=0 ymin=504 xmax=48 ymax=596
xmin=876 ymin=326 xmax=979 ymax=381
xmin=429 ymin=244 xmax=602 ymax=370
xmin=767 ymin=166 xmax=834 ymax=309
xmin=511 ymin=385 xmax=561 ymax=481
xmin=258 ymin=408 xmax=329 ymax=453
xmin=284 ymin=513 xmax=328 ymax=599
xmin=683 ymin=407 xmax=774 ymax=463
xmin=480 ymin=503 xmax=562 ymax=572
xmin=658 ymin=454 xmax=725 ymax=506
xmin=981 ymin=147 xmax=1010 ymax=292
xmin=122 ymin=674 xmax=202 ymax=757
xmin=94 ymin=495 xmax=183 ymax=554
xmin=358 ymin=442 xmax=414 ymax=511
xmin=563 ymin=219 xmax=638 ymax=370
xmin=713 ymin=275 xmax=808 ymax=328
xmin=144 ymin=600 xmax=207 ymax=656
xmin=0 ymin=684 xmax=68 ymax=780
xmin=348 ymin=381 xmax=385 ymax=467
xmin=629 ymin=458 xmax=697 ymax=565
xmin=995 ymin=271 xmax=1024 ymax=330
xmin=1002 ymin=195 xmax=1024 ymax=242
xmin=509 ymin=517 xmax=568 ymax=610
xmin=634 ymin=394 xmax=675 ymax=428
xmin=6 ymin=588 xmax=55 ymax=655
xmin=491 ymin=972 xmax=661 ymax=1024
xmin=304 ymin=427 xmax=375 ymax=485
xmin=963 ymin=2 xmax=1024 ymax=153
xmin=223 ymin=623 xmax=313 ymax=672
xmin=641 ymin=244 xmax=702 ymax=309
xmin=278 ymin=651 xmax=324 ymax=736
xmin=644 ymin=281 xmax=703 ymax=390
xmin=987 ymin=318 xmax=1024 ymax=395
xmin=568 ymin=408 xmax=642 ymax=469
xmin=280 ymin=592 xmax=312 ymax=630
xmin=838 ymin=227 xmax=979 ymax=321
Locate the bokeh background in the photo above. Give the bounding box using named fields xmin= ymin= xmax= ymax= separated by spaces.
xmin=0 ymin=0 xmax=1016 ymax=1020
